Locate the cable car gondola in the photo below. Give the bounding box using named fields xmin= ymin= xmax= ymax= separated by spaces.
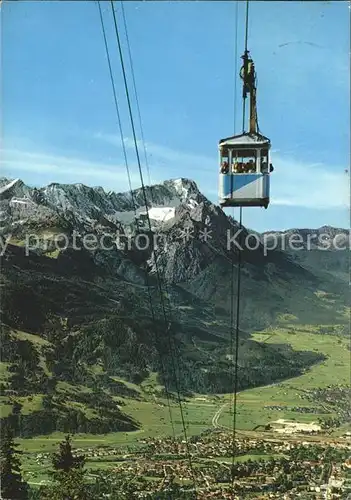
xmin=219 ymin=51 xmax=273 ymax=209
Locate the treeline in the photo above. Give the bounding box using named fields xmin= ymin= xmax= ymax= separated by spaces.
xmin=1 ymin=390 xmax=138 ymax=438
xmin=1 ymin=406 xmax=137 ymax=438
xmin=0 ymin=328 xmax=50 ymax=396
xmin=158 ymin=337 xmax=326 ymax=394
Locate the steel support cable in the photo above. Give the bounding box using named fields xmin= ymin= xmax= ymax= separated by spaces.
xmin=119 ymin=0 xmax=172 ymax=330
xmin=242 ymin=0 xmax=250 ymax=134
xmin=118 ymin=0 xmax=171 ymax=307
xmin=120 ymin=1 xmax=152 ymax=189
xmin=112 ymin=0 xmax=186 ymax=426
xmin=231 ymin=1 xmax=249 ymax=498
xmin=120 ymin=0 xmax=176 ymax=347
xmin=233 ymin=0 xmax=239 ymax=134
xmin=230 ymin=0 xmax=239 ymax=392
xmin=229 ymin=0 xmax=239 ymax=493
xmin=230 ymin=206 xmax=242 ymax=499
xmin=244 ymin=1 xmax=249 ymax=55
xmin=97 ymin=1 xmax=135 ymax=211
xmin=97 ymin=1 xmax=175 ymax=438
xmin=109 ymin=1 xmax=198 ymax=493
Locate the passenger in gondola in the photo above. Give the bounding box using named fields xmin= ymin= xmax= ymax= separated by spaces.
xmin=221 ymin=160 xmax=229 ymax=174
xmin=232 ymin=160 xmax=238 ymax=173
xmin=247 ymin=159 xmax=255 ymax=172
xmin=243 ymin=159 xmax=253 ymax=172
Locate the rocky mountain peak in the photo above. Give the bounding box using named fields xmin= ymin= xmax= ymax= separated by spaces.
xmin=0 ymin=178 xmax=28 ymax=199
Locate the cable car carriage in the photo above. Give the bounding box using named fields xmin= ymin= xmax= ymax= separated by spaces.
xmin=218 ymin=132 xmax=273 ymax=209
xmin=219 ymin=49 xmax=274 ymax=209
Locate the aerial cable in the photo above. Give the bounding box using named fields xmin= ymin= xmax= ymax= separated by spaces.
xmin=231 ymin=0 xmax=249 ymax=497
xmin=97 ymin=1 xmax=135 ymax=212
xmin=244 ymin=1 xmax=249 ymax=55
xmin=233 ymin=0 xmax=239 ymax=134
xmin=230 ymin=206 xmax=242 ymax=498
xmin=109 ymin=1 xmax=198 ymax=493
xmin=97 ymin=1 xmax=176 ymax=439
xmin=229 ymin=0 xmax=239 ymax=491
xmin=119 ymin=0 xmax=175 ymax=323
xmin=120 ymin=0 xmax=172 ymax=313
xmin=230 ymin=0 xmax=239 ymax=383
xmin=120 ymin=1 xmax=153 ymax=189
xmin=109 ymin=2 xmax=198 ymax=490
xmin=242 ymin=0 xmax=250 ymax=134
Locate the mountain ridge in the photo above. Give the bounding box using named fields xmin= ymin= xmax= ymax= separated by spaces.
xmin=0 ymin=176 xmax=348 ymax=318
xmin=1 ymin=176 xmax=348 ymax=232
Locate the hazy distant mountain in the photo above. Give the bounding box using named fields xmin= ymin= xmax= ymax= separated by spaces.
xmin=261 ymin=226 xmax=349 ymax=286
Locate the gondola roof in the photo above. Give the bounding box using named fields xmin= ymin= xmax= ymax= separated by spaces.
xmin=219 ymin=132 xmax=271 ymax=147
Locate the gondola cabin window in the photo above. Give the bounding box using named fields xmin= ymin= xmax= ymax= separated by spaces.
xmin=220 ymin=147 xmax=262 ymax=174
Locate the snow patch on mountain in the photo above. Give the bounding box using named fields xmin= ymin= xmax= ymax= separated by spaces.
xmin=146 ymin=207 xmax=175 ymax=222
xmin=187 ymin=199 xmax=198 ymax=209
xmin=9 ymin=197 xmax=34 ymax=207
xmin=173 ymin=178 xmax=190 ymax=197
xmin=0 ymin=178 xmax=21 ymax=195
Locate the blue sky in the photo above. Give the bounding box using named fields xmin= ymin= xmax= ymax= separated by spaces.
xmin=2 ymin=0 xmax=350 ymax=231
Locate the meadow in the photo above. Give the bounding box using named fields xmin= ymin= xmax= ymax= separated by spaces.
xmin=218 ymin=323 xmax=350 ymax=430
